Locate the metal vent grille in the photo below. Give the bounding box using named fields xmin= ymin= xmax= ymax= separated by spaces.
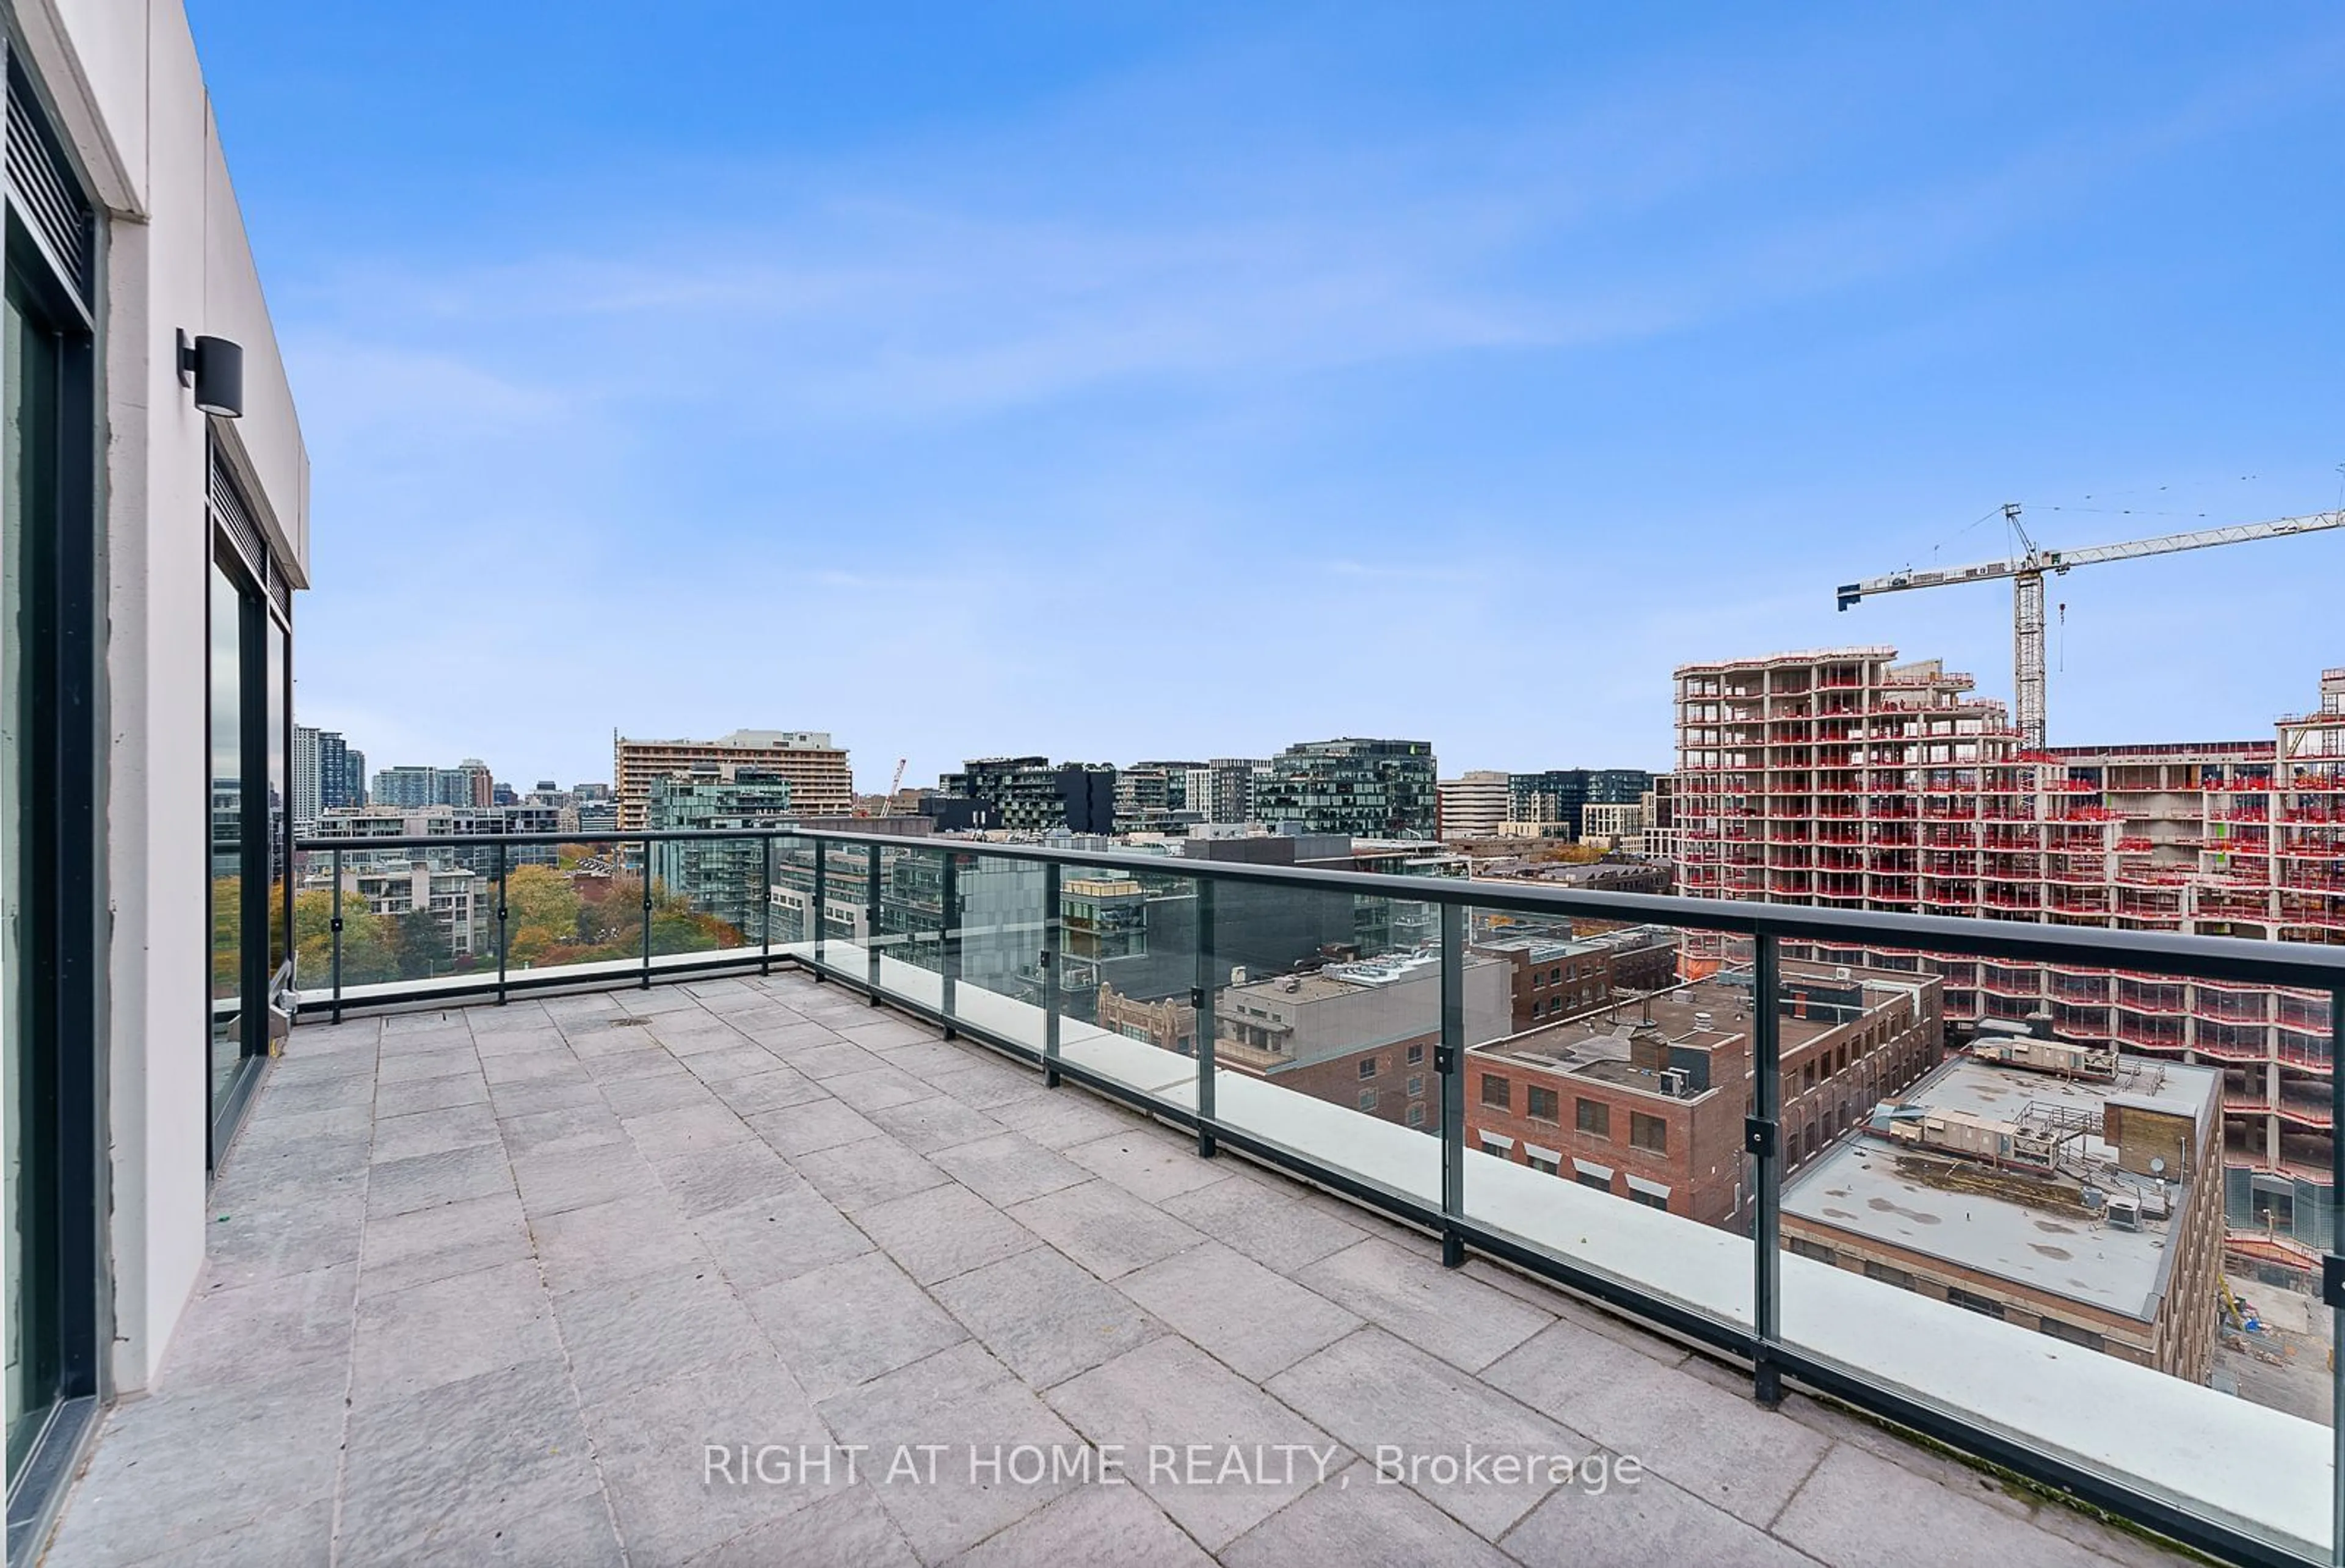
xmin=4 ymin=56 xmax=93 ymax=305
xmin=209 ymin=446 xmax=288 ymax=615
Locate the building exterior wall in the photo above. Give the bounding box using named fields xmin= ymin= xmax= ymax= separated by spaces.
xmin=1228 ymin=1035 xmax=1441 ymax=1130
xmin=1471 ymin=938 xmax=1613 ymax=1032
xmin=942 ymin=757 xmax=1118 ymax=834
xmin=1438 ymin=770 xmax=1510 ymax=840
xmin=615 ymin=730 xmax=852 ymax=830
xmin=11 ymin=0 xmax=308 ymax=1420
xmin=1206 ymin=758 xmax=1269 ymax=824
xmin=1781 ymin=1062 xmax=2223 ymax=1381
xmin=1468 ymin=965 xmax=1942 ymax=1225
xmin=1471 ymin=1053 xmax=1748 ymax=1224
xmin=1256 ymin=738 xmax=1438 ymax=840
xmin=645 ymin=768 xmax=794 ymax=933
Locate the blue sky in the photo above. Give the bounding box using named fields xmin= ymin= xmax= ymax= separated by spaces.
xmin=191 ymin=2 xmax=2345 ymax=793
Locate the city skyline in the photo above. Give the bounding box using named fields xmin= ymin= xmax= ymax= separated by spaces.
xmin=189 ymin=1 xmax=2345 ymax=791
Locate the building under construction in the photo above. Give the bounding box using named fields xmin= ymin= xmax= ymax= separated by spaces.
xmin=1675 ymin=647 xmax=2343 ymax=1262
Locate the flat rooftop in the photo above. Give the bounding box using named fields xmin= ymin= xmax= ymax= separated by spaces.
xmin=1478 ymin=965 xmax=1927 ymax=1077
xmin=40 ymin=976 xmax=2186 ymax=1567
xmin=1782 ymin=1055 xmax=2221 ymax=1321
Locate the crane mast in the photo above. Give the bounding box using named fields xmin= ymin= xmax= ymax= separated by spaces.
xmin=1838 ymin=504 xmax=2345 ymax=750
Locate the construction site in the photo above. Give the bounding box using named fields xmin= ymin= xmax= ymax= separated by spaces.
xmin=1675 ymin=505 xmax=2345 ymax=1276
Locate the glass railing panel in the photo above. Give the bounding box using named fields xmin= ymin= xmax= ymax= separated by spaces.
xmin=940 ymin=849 xmax=1047 ymax=1053
xmin=1458 ymin=907 xmax=1751 ymax=1334
xmin=1772 ymin=942 xmax=2334 ymax=1562
xmin=868 ymin=841 xmax=942 ymax=1011
xmin=766 ymin=835 xmax=821 ymax=961
xmin=288 ymin=846 xmax=336 ymax=997
xmin=1049 ymin=861 xmax=1201 ymax=1105
xmin=1198 ymin=882 xmax=1441 ymax=1210
xmin=296 ymin=844 xmax=500 ymax=999
xmin=644 ymin=832 xmax=769 ymax=967
xmin=489 ymin=836 xmax=641 ymax=987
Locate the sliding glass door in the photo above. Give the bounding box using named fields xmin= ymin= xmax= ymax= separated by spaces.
xmin=208 ymin=527 xmax=287 ymax=1154
xmin=3 ymin=261 xmax=59 ymax=1486
xmin=1 ymin=237 xmax=99 ymax=1508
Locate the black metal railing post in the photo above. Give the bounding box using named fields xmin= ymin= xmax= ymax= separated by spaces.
xmin=1194 ymin=879 xmax=1216 ymax=1158
xmin=639 ymin=839 xmax=653 ymax=989
xmin=811 ymin=839 xmax=827 ymax=977
xmin=1042 ymin=861 xmax=1061 ymax=1087
xmin=329 ymin=847 xmax=344 ymax=1025
xmin=495 ymin=841 xmax=509 ymax=1006
xmin=1749 ymin=931 xmax=1783 ymax=1407
xmin=760 ymin=833 xmax=774 ymax=977
xmin=940 ymin=850 xmax=962 ymax=1039
xmin=1439 ymin=898 xmax=1466 ymax=1267
xmin=865 ymin=842 xmax=883 ymax=1002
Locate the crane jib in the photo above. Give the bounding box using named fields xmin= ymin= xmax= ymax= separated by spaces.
xmin=1832 ymin=505 xmax=2345 ymax=748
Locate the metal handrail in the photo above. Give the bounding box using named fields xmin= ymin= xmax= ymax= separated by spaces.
xmin=296 ymin=823 xmax=2345 ymax=989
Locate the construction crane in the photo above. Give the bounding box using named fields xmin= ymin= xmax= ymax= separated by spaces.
xmin=888 ymin=757 xmax=907 ymax=804
xmin=1838 ymin=504 xmax=2345 ymax=749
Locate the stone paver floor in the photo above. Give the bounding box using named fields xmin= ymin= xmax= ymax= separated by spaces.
xmin=43 ymin=973 xmax=2192 ymax=1566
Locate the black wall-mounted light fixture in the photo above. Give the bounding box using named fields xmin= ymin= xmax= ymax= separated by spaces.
xmin=176 ymin=330 xmax=244 ymax=418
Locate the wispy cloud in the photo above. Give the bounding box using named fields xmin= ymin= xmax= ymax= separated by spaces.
xmin=251 ymin=5 xmax=2345 ymax=788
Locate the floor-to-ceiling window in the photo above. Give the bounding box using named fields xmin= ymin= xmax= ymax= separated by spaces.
xmin=207 ymin=474 xmax=289 ymax=1156
xmin=207 ymin=562 xmax=247 ymax=1119
xmin=3 ymin=42 xmax=103 ymax=1539
xmin=2 ymin=243 xmax=61 ymax=1494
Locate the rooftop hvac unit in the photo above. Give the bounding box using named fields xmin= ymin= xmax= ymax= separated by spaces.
xmin=2106 ymin=1197 xmax=2143 ymax=1232
xmin=1661 ymin=1067 xmax=1691 ymax=1099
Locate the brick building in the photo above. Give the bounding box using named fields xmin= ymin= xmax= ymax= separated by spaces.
xmin=1782 ymin=1048 xmax=2223 ymax=1381
xmin=1469 ymin=934 xmax=1614 ymax=1032
xmin=1467 ymin=962 xmax=1943 ymax=1225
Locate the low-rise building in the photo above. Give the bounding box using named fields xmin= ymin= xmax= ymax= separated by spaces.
xmin=1214 ymin=950 xmax=1512 ymax=1132
xmin=1781 ymin=1047 xmax=2223 ymax=1381
xmin=1468 ymin=962 xmax=1943 ymax=1225
xmin=1471 ymin=934 xmax=1615 ymax=1031
xmin=1578 ymin=924 xmax=1684 ymax=993
xmin=308 ymin=804 xmax=560 ymax=875
xmin=327 ymin=863 xmax=482 ymax=959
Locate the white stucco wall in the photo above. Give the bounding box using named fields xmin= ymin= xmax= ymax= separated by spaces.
xmin=16 ymin=0 xmax=309 ymax=1395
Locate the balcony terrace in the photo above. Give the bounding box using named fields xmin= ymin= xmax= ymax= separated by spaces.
xmin=42 ymin=970 xmax=2194 ymax=1568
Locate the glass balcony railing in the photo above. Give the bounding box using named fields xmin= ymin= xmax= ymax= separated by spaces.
xmin=289 ymin=822 xmax=2345 ymax=1568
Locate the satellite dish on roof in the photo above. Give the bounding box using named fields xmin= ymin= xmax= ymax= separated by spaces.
xmin=2150 ymin=1156 xmax=2167 ymax=1177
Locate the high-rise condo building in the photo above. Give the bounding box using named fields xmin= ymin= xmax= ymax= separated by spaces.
xmin=646 ymin=765 xmax=796 ymax=932
xmin=940 ymin=757 xmax=1118 ymax=833
xmin=1254 ymin=738 xmax=1438 ymax=840
xmin=614 ymin=730 xmax=851 ymax=830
